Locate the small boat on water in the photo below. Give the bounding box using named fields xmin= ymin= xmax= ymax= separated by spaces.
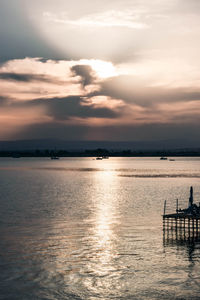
xmin=51 ymin=156 xmax=59 ymax=160
xmin=12 ymin=154 xmax=21 ymax=158
xmin=160 ymin=157 xmax=167 ymax=160
xmin=96 ymin=157 xmax=103 ymax=160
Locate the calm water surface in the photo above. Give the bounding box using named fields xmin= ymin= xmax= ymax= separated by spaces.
xmin=0 ymin=157 xmax=200 ymax=300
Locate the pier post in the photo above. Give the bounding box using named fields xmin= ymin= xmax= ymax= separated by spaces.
xmin=167 ymin=218 xmax=169 ymax=236
xmin=184 ymin=218 xmax=186 ymax=238
xmin=180 ymin=218 xmax=183 ymax=239
xmin=163 ymin=216 xmax=165 ymax=234
xmin=196 ymin=219 xmax=198 ymax=238
xmin=192 ymin=218 xmax=195 ymax=237
xmin=188 ymin=218 xmax=190 ymax=239
xmin=176 ymin=199 xmax=179 ymax=212
xmin=163 ymin=200 xmax=166 ymax=215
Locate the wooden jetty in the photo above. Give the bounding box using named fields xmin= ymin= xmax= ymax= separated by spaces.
xmin=163 ymin=187 xmax=200 ymax=240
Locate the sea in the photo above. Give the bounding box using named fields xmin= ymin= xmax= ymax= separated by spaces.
xmin=0 ymin=157 xmax=200 ymax=300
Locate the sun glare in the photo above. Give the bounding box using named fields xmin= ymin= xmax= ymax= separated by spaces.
xmin=80 ymin=59 xmax=117 ymax=78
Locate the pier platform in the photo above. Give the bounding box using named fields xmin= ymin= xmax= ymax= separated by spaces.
xmin=163 ymin=187 xmax=200 ymax=240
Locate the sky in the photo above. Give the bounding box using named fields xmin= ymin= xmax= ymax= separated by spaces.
xmin=0 ymin=0 xmax=200 ymax=144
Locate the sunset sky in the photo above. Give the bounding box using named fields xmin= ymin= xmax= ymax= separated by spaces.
xmin=0 ymin=0 xmax=200 ymax=144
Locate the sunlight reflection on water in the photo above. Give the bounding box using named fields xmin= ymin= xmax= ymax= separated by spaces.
xmin=0 ymin=157 xmax=200 ymax=299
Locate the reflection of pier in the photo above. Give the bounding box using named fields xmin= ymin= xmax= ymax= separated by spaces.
xmin=163 ymin=234 xmax=199 ymax=265
xmin=163 ymin=187 xmax=200 ymax=240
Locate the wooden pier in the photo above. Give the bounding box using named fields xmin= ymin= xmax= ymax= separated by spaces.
xmin=163 ymin=187 xmax=200 ymax=240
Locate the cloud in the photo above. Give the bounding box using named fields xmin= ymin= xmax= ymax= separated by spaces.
xmin=0 ymin=96 xmax=9 ymax=105
xmin=1 ymin=1 xmax=200 ymax=143
xmin=97 ymin=75 xmax=200 ymax=107
xmin=0 ymin=72 xmax=59 ymax=83
xmin=0 ymin=57 xmax=200 ymax=141
xmin=71 ymin=65 xmax=96 ymax=87
xmin=0 ymin=57 xmax=98 ymax=100
xmin=0 ymin=1 xmax=62 ymax=63
xmin=29 ymin=96 xmax=122 ymax=120
xmin=43 ymin=10 xmax=148 ymax=29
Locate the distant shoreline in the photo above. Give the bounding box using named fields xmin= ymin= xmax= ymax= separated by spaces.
xmin=0 ymin=149 xmax=199 ymax=158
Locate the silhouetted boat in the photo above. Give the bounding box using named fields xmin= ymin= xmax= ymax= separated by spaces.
xmin=51 ymin=156 xmax=59 ymax=160
xmin=96 ymin=157 xmax=103 ymax=160
xmin=160 ymin=157 xmax=167 ymax=160
xmin=12 ymin=154 xmax=21 ymax=158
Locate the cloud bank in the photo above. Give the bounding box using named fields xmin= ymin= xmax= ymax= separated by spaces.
xmin=0 ymin=57 xmax=200 ymax=141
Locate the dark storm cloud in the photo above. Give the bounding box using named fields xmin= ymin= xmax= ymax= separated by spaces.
xmin=0 ymin=1 xmax=63 ymax=62
xmin=93 ymin=75 xmax=200 ymax=107
xmin=24 ymin=96 xmax=121 ymax=120
xmin=0 ymin=96 xmax=9 ymax=105
xmin=0 ymin=72 xmax=59 ymax=83
xmin=71 ymin=65 xmax=96 ymax=86
xmin=44 ymin=96 xmax=120 ymax=120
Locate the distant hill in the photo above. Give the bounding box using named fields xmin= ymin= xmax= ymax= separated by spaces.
xmin=0 ymin=139 xmax=199 ymax=151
